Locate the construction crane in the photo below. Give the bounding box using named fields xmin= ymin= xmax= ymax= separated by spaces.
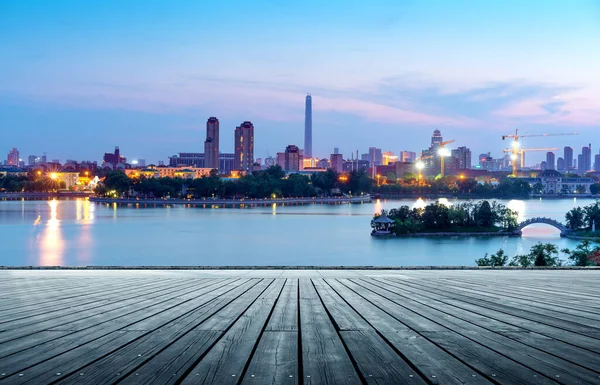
xmin=502 ymin=148 xmax=558 ymax=170
xmin=502 ymin=129 xmax=578 ymax=175
xmin=438 ymin=140 xmax=455 ymax=178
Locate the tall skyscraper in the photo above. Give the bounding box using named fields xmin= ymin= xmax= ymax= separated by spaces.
xmin=579 ymin=145 xmax=592 ymax=172
xmin=330 ymin=153 xmax=344 ymax=172
xmin=7 ymin=148 xmax=19 ymax=166
xmin=400 ymin=151 xmax=417 ymax=163
xmin=451 ymin=146 xmax=472 ymax=170
xmin=284 ymin=145 xmax=301 ymax=172
xmin=557 ymin=157 xmax=565 ymax=171
xmin=595 ymin=154 xmax=600 ymax=172
xmin=546 ymin=152 xmax=556 ymax=170
xmin=564 ymin=146 xmax=573 ymax=169
xmin=431 ymin=129 xmax=443 ymax=147
xmin=368 ymin=147 xmax=382 ymax=166
xmin=304 ymin=94 xmax=312 ymax=158
xmin=204 ymin=117 xmax=219 ymax=170
xmin=234 ymin=121 xmax=254 ymax=171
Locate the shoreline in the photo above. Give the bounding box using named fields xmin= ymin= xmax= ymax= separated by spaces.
xmin=1 ymin=265 xmax=599 ymax=270
xmin=372 ymin=231 xmax=520 ymax=238
xmin=89 ymin=195 xmax=372 ymax=206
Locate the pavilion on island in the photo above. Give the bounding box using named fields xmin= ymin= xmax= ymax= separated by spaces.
xmin=372 ymin=213 xmax=395 ymax=236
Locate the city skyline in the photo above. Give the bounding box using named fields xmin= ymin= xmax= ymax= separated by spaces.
xmin=1 ymin=1 xmax=599 ymax=162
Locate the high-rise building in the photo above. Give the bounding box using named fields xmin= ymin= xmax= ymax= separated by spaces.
xmin=368 ymin=147 xmax=382 ymax=166
xmin=7 ymin=148 xmax=19 ymax=166
xmin=579 ymin=145 xmax=592 ymax=172
xmin=595 ymin=154 xmax=600 ymax=172
xmin=330 ymin=153 xmax=344 ymax=172
xmin=564 ymin=147 xmax=573 ymax=170
xmin=103 ymin=147 xmax=126 ymax=165
xmin=557 ymin=157 xmax=565 ymax=171
xmin=264 ymin=156 xmax=275 ymax=168
xmin=451 ymin=146 xmax=471 ymax=170
xmin=28 ymin=155 xmax=40 ymax=166
xmin=431 ymin=129 xmax=443 ymax=147
xmin=540 ymin=161 xmax=548 ymax=171
xmin=234 ymin=121 xmax=254 ymax=171
xmin=546 ymin=152 xmax=556 ymax=170
xmin=304 ymin=94 xmax=312 ymax=158
xmin=283 ymin=145 xmax=302 ymax=172
xmin=382 ymin=152 xmax=398 ymax=165
xmin=204 ymin=117 xmax=219 ymax=170
xmin=400 ymin=151 xmax=417 ymax=163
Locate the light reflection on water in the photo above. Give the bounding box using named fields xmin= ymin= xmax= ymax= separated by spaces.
xmin=0 ymin=197 xmax=595 ymax=266
xmin=38 ymin=200 xmax=65 ymax=266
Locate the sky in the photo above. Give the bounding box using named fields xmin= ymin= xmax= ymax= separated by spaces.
xmin=1 ymin=0 xmax=599 ymax=165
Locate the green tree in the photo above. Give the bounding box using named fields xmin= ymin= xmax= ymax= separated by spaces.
xmin=590 ymin=183 xmax=600 ymax=195
xmin=476 ymin=249 xmax=509 ymax=267
xmin=475 ymin=200 xmax=493 ymax=227
xmin=565 ymin=207 xmax=585 ymax=230
xmin=532 ymin=182 xmax=544 ymax=194
xmin=576 ymin=185 xmax=587 ymax=194
xmin=562 ymin=239 xmax=600 ymax=266
xmin=530 ymin=243 xmax=560 ymax=266
xmin=103 ymin=171 xmax=132 ymax=196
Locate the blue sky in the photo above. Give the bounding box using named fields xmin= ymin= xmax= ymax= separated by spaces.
xmin=1 ymin=0 xmax=599 ymax=164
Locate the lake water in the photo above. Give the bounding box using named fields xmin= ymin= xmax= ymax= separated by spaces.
xmin=0 ymin=198 xmax=595 ymax=267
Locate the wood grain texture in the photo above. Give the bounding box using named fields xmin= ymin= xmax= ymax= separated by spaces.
xmin=0 ymin=270 xmax=598 ymax=384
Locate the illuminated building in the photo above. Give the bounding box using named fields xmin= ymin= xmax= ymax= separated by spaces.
xmin=382 ymin=152 xmax=398 ymax=165
xmin=204 ymin=117 xmax=219 ymax=170
xmin=284 ymin=145 xmax=301 ymax=172
xmin=579 ymin=145 xmax=592 ymax=172
xmin=234 ymin=121 xmax=254 ymax=171
xmin=7 ymin=148 xmax=19 ymax=166
xmin=400 ymin=151 xmax=417 ymax=163
xmin=451 ymin=146 xmax=471 ymax=170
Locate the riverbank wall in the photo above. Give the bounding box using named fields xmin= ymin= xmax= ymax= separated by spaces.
xmin=89 ymin=195 xmax=372 ymax=206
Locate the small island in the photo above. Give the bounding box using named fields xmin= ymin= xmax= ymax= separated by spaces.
xmin=371 ymin=200 xmax=519 ymax=237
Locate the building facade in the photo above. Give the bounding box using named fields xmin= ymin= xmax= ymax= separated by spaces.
xmin=304 ymin=94 xmax=312 ymax=158
xmin=557 ymin=157 xmax=565 ymax=171
xmin=330 ymin=153 xmax=344 ymax=172
xmin=204 ymin=117 xmax=219 ymax=170
xmin=521 ymin=170 xmax=595 ymax=195
xmin=451 ymin=146 xmax=471 ymax=170
xmin=234 ymin=121 xmax=254 ymax=171
xmin=284 ymin=145 xmax=301 ymax=172
xmin=400 ymin=151 xmax=417 ymax=163
xmin=7 ymin=148 xmax=19 ymax=166
xmin=579 ymin=145 xmax=592 ymax=172
xmin=564 ymin=147 xmax=573 ymax=170
xmin=546 ymin=152 xmax=556 ymax=170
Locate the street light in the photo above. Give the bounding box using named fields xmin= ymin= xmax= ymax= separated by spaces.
xmin=376 ymin=174 xmax=381 ymax=187
xmin=415 ymin=161 xmax=425 ymax=186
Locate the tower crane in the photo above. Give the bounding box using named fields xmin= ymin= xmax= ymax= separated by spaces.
xmin=502 ymin=148 xmax=558 ymax=170
xmin=438 ymin=140 xmax=455 ymax=178
xmin=502 ymin=129 xmax=578 ymax=175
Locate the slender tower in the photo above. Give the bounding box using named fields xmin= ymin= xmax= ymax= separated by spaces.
xmin=204 ymin=117 xmax=219 ymax=170
xmin=234 ymin=121 xmax=254 ymax=171
xmin=304 ymin=94 xmax=312 ymax=158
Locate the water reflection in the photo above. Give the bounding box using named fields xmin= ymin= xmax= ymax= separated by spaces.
xmin=413 ymin=198 xmax=427 ymax=210
xmin=39 ymin=199 xmax=65 ymax=266
xmin=507 ymin=200 xmax=526 ymax=222
xmin=373 ymin=199 xmax=383 ymax=215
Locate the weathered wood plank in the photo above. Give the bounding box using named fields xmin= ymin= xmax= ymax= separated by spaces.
xmin=299 ymin=279 xmax=362 ymax=385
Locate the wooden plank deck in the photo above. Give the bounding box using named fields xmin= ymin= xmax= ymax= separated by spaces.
xmin=1 ymin=270 xmax=599 ymax=384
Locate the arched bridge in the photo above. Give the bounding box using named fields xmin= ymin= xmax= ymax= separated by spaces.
xmin=516 ymin=217 xmax=571 ymax=235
